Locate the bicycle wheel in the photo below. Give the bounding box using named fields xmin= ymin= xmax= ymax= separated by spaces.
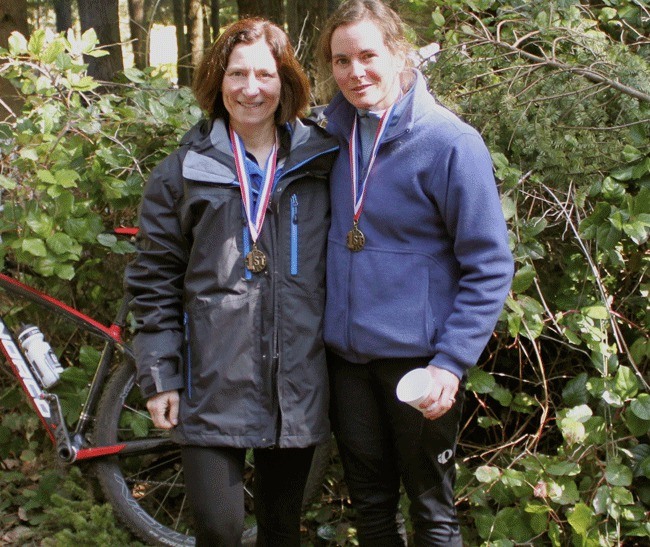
xmin=93 ymin=357 xmax=330 ymax=546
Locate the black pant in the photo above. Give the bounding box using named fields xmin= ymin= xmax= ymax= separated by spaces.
xmin=181 ymin=445 xmax=315 ymax=547
xmin=329 ymin=352 xmax=464 ymax=546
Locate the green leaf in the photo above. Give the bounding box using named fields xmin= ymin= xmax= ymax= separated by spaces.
xmin=490 ymin=384 xmax=513 ymax=406
xmin=630 ymin=394 xmax=650 ymax=420
xmin=80 ymin=28 xmax=99 ymax=54
xmin=22 ymin=238 xmax=47 ymax=257
xmin=8 ymin=32 xmax=28 ymax=54
xmin=46 ymin=232 xmax=81 ymax=256
xmin=605 ymin=461 xmax=633 ymax=487
xmin=501 ymin=195 xmax=516 ymax=221
xmin=567 ymin=502 xmax=594 ymax=536
xmin=548 ymin=478 xmax=579 ymax=505
xmin=28 ymin=29 xmax=46 ymax=56
xmin=36 ymin=169 xmax=57 ymax=185
xmin=582 ymin=305 xmax=608 ymax=320
xmin=467 ymin=367 xmax=496 ymax=394
xmin=0 ymin=174 xmax=17 ymax=190
xmin=475 ymin=465 xmax=501 ymax=483
xmin=562 ymin=373 xmax=589 ymax=406
xmin=546 ymin=461 xmax=580 ymax=477
xmin=623 ymin=408 xmax=650 ymax=437
xmin=614 ymin=366 xmax=638 ymax=399
xmin=54 ymin=264 xmax=75 ymax=281
xmin=559 ymin=418 xmax=586 ymax=446
xmin=511 ymin=264 xmax=536 ymax=293
xmin=431 ymin=9 xmax=446 ymax=28
xmin=54 ymin=169 xmax=80 ymax=188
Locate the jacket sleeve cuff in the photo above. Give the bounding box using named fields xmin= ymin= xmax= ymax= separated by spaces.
xmin=428 ymin=355 xmax=467 ymax=380
xmin=139 ymin=372 xmax=185 ymax=399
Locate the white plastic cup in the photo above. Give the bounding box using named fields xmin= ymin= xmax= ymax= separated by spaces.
xmin=396 ymin=368 xmax=434 ymax=411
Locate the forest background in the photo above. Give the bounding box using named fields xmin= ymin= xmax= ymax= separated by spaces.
xmin=0 ymin=0 xmax=649 ymax=545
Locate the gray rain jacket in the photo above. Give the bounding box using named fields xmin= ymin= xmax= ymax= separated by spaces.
xmin=125 ymin=117 xmax=338 ymax=448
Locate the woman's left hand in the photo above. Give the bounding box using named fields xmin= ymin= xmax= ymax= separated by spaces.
xmin=418 ymin=366 xmax=460 ymax=420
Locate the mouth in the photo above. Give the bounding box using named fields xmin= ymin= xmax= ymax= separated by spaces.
xmin=351 ymin=84 xmax=371 ymax=94
xmin=238 ymin=101 xmax=264 ymax=109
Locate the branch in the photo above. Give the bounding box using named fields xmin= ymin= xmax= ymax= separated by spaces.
xmin=463 ymin=17 xmax=650 ymax=104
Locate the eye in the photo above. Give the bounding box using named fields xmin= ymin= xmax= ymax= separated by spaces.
xmin=334 ymin=58 xmax=349 ymax=67
xmin=362 ymin=52 xmax=377 ymax=62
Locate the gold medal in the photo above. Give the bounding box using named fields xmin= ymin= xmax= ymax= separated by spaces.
xmin=346 ymin=223 xmax=365 ymax=252
xmin=245 ymin=244 xmax=267 ymax=273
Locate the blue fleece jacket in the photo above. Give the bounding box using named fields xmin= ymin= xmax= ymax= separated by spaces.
xmin=323 ymin=70 xmax=514 ymax=379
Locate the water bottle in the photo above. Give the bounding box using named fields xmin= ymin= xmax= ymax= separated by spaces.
xmin=18 ymin=325 xmax=64 ymax=388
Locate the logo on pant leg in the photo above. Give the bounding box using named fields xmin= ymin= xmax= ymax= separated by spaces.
xmin=437 ymin=449 xmax=453 ymax=464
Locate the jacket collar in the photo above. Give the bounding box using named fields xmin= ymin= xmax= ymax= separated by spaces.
xmin=323 ymin=69 xmax=429 ymax=144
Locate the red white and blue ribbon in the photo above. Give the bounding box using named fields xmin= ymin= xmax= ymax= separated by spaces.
xmin=348 ymin=104 xmax=396 ymax=223
xmin=230 ymin=127 xmax=278 ymax=244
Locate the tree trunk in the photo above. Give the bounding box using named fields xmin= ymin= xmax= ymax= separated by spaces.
xmin=236 ymin=0 xmax=282 ymax=23
xmin=173 ymin=0 xmax=191 ymax=86
xmin=77 ymin=0 xmax=124 ymax=82
xmin=53 ymin=0 xmax=73 ymax=32
xmin=128 ymin=0 xmax=151 ymax=69
xmin=209 ymin=0 xmax=220 ymax=42
xmin=287 ymin=0 xmax=327 ymax=67
xmin=0 ymin=0 xmax=28 ymax=117
xmin=187 ymin=0 xmax=204 ymax=70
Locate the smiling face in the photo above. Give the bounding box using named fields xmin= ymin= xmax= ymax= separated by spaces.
xmin=222 ymin=39 xmax=281 ymax=134
xmin=330 ymin=19 xmax=405 ymax=112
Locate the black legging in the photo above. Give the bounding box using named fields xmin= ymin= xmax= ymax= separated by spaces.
xmin=181 ymin=445 xmax=315 ymax=547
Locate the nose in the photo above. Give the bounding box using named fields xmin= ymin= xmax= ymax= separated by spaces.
xmin=242 ymin=74 xmax=260 ymax=95
xmin=349 ymin=59 xmax=365 ymax=79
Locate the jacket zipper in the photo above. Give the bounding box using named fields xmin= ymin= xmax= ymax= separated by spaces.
xmin=290 ymin=194 xmax=299 ymax=276
xmin=242 ymin=224 xmax=252 ymax=280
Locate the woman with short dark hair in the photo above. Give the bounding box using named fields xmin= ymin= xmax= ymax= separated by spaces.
xmin=125 ymin=17 xmax=338 ymax=546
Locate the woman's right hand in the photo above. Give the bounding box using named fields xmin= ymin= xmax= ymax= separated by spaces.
xmin=146 ymin=390 xmax=180 ymax=429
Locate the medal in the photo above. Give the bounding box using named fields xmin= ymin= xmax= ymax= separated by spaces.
xmin=245 ymin=244 xmax=267 ymax=273
xmin=347 ymin=104 xmax=396 ymax=251
xmin=346 ymin=222 xmax=365 ymax=252
xmin=230 ymin=127 xmax=277 ymax=274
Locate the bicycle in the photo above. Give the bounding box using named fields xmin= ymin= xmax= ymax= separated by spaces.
xmin=0 ymin=227 xmax=330 ymax=546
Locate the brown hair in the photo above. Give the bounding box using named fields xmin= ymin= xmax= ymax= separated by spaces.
xmin=193 ymin=18 xmax=310 ymax=124
xmin=317 ymin=0 xmax=412 ymax=72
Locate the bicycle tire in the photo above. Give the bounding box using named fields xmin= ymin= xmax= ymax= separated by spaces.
xmin=93 ymin=357 xmax=330 ymax=546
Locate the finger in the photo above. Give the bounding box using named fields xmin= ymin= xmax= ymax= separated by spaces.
xmin=147 ymin=399 xmax=171 ymax=429
xmin=168 ymin=394 xmax=179 ymax=427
